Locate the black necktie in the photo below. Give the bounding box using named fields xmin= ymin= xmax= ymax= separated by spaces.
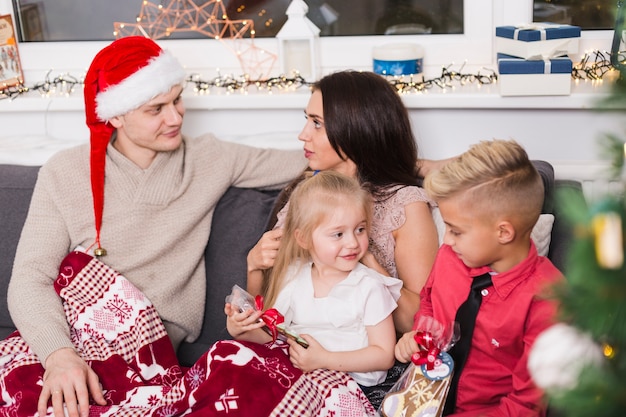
xmin=443 ymin=272 xmax=493 ymax=416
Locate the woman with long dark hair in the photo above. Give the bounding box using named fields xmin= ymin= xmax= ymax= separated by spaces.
xmin=248 ymin=70 xmax=439 ymax=336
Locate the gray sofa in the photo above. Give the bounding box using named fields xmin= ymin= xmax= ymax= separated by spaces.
xmin=0 ymin=161 xmax=580 ymax=368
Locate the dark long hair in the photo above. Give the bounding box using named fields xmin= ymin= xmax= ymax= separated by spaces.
xmin=314 ymin=70 xmax=421 ymax=199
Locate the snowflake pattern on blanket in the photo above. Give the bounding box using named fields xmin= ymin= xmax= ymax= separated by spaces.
xmin=0 ymin=251 xmax=376 ymax=416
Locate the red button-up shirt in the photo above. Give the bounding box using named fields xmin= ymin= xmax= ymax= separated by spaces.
xmin=417 ymin=242 xmax=564 ymax=417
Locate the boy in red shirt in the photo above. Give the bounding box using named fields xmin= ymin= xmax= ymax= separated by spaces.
xmin=395 ymin=139 xmax=564 ymax=416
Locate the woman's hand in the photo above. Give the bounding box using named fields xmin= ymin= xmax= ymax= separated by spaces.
xmin=38 ymin=347 xmax=106 ymax=417
xmin=247 ymin=229 xmax=283 ymax=272
xmin=247 ymin=229 xmax=283 ymax=295
xmin=394 ymin=330 xmax=418 ymax=363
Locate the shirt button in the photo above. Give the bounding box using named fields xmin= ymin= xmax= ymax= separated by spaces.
xmin=481 ymin=289 xmax=489 ymax=296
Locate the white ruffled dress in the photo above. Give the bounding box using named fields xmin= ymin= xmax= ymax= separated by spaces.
xmin=273 ymin=261 xmax=403 ymax=386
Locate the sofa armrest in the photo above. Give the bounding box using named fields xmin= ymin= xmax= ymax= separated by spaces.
xmin=548 ymin=179 xmax=586 ymax=274
xmin=0 ymin=164 xmax=40 ymax=337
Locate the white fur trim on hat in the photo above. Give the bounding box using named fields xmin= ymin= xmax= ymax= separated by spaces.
xmin=95 ymin=51 xmax=186 ymax=121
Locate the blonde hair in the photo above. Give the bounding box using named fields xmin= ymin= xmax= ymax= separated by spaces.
xmin=263 ymin=171 xmax=371 ymax=308
xmin=424 ymin=139 xmax=544 ymax=232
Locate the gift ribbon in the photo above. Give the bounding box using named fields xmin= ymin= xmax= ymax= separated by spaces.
xmin=534 ymin=56 xmax=571 ymax=74
xmin=411 ymin=331 xmax=441 ymax=370
xmin=508 ymin=23 xmax=572 ymax=62
xmin=526 ymin=49 xmax=570 ymax=62
xmin=255 ymin=295 xmax=285 ymax=342
xmin=543 ymin=59 xmax=551 ymax=74
xmin=512 ymin=22 xmax=563 ymax=41
xmin=499 ymin=55 xmax=570 ymax=74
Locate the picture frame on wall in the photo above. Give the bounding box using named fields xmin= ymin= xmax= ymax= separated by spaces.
xmin=0 ymin=14 xmax=25 ymax=91
xmin=19 ymin=3 xmax=47 ymax=41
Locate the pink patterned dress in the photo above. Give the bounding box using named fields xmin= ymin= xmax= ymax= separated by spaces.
xmin=368 ymin=185 xmax=435 ymax=278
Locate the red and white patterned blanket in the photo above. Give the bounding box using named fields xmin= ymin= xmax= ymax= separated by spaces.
xmin=0 ymin=251 xmax=376 ymax=416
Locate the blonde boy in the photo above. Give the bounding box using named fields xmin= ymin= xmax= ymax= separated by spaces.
xmin=395 ymin=139 xmax=564 ymax=416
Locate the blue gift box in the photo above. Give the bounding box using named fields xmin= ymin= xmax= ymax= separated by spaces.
xmin=495 ymin=23 xmax=580 ymax=59
xmin=497 ymin=54 xmax=572 ymax=96
xmin=497 ymin=53 xmax=572 ymax=75
xmin=495 ymin=23 xmax=581 ymax=42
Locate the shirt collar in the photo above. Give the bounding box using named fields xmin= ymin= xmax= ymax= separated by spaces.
xmin=468 ymin=241 xmax=539 ymax=299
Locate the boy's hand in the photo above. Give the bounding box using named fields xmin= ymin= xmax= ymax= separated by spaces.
xmin=395 ymin=330 xmax=418 ymax=363
xmin=225 ymin=303 xmax=264 ymax=338
xmin=287 ymin=335 xmax=325 ymax=372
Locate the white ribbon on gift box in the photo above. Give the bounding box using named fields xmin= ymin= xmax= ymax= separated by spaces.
xmin=535 ymin=57 xmax=572 ymax=74
xmin=512 ymin=22 xmax=565 ymax=41
xmin=499 ymin=55 xmax=571 ymax=75
xmin=526 ymin=50 xmax=570 ymax=71
xmin=522 ymin=47 xmax=569 ymax=61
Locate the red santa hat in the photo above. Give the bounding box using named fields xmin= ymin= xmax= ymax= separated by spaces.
xmin=83 ymin=36 xmax=186 ymax=255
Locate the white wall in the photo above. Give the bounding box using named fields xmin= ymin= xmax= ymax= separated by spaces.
xmin=0 ymin=0 xmax=623 ymax=186
xmin=2 ymin=83 xmax=622 ymax=184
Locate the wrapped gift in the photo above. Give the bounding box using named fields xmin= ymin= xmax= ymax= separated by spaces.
xmin=495 ymin=23 xmax=581 ymax=59
xmin=225 ymin=285 xmax=309 ymax=347
xmin=380 ymin=317 xmax=457 ymax=417
xmin=380 ymin=357 xmax=454 ymax=417
xmin=497 ymin=53 xmax=572 ymax=96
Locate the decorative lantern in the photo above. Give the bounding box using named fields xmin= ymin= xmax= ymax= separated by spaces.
xmin=276 ymin=0 xmax=321 ymax=81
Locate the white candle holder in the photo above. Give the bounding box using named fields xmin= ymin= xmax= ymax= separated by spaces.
xmin=276 ymin=0 xmax=321 ymax=81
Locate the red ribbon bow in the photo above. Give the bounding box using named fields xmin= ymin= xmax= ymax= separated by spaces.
xmin=255 ymin=295 xmax=285 ymax=342
xmin=411 ymin=331 xmax=441 ymax=370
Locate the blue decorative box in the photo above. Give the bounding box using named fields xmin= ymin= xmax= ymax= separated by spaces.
xmin=497 ymin=53 xmax=572 ymax=96
xmin=495 ymin=23 xmax=581 ymax=59
xmin=372 ymin=43 xmax=424 ymax=78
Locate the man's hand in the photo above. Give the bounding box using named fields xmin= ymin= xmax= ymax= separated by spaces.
xmin=38 ymin=348 xmax=106 ymax=417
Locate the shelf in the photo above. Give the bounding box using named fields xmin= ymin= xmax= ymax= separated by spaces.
xmin=0 ymin=78 xmax=615 ymax=114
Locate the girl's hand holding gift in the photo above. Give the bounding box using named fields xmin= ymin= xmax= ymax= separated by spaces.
xmin=225 ymin=303 xmax=264 ymax=338
xmin=287 ymin=334 xmax=326 ymax=372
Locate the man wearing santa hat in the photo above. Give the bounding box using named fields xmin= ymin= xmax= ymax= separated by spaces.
xmin=7 ymin=36 xmax=308 ymax=416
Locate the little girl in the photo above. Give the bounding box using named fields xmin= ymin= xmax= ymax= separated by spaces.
xmin=226 ymin=170 xmax=402 ymax=387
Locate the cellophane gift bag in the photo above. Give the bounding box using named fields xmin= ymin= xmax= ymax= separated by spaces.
xmin=225 ymin=285 xmax=309 ymax=347
xmin=379 ymin=316 xmax=458 ymax=417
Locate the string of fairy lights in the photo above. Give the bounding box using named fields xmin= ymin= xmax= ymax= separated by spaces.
xmin=0 ymin=50 xmax=623 ymax=101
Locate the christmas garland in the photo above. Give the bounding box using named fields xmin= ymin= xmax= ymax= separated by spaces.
xmin=0 ymin=51 xmax=621 ymax=101
xmin=572 ymin=50 xmax=621 ymax=81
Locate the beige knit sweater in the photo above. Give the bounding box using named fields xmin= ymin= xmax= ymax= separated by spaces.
xmin=8 ymin=133 xmax=307 ymax=365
